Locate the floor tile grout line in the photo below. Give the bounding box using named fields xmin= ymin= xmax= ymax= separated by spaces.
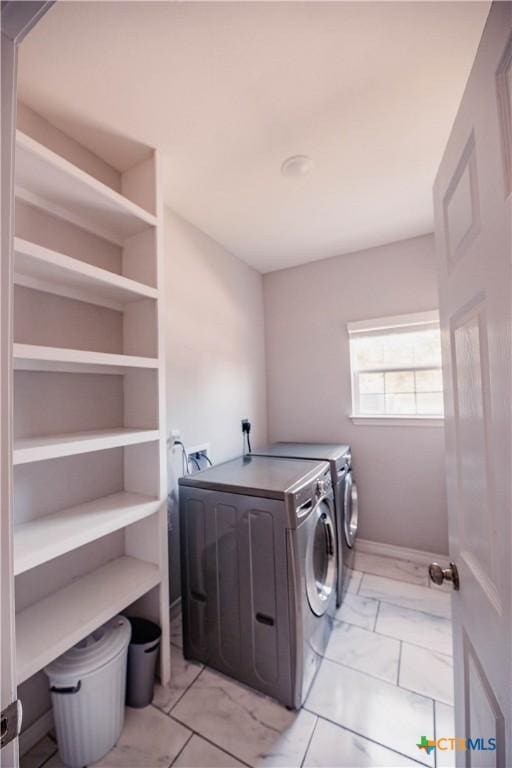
xmin=372 ymin=599 xmax=381 ymax=633
xmin=169 ymin=730 xmax=194 ymax=768
xmin=370 ymin=624 xmax=453 ymax=657
xmin=154 ymin=662 xmax=204 ymax=716
xmin=303 ymin=709 xmax=431 ymax=768
xmin=358 ymin=594 xmax=451 ymax=622
xmin=397 ymin=640 xmax=403 ymax=686
xmin=396 ymin=682 xmax=453 ymax=707
xmin=300 ymin=714 xmax=319 ymax=768
xmin=332 ymin=612 xmax=390 ymax=636
xmin=160 ymin=672 xmax=253 ymax=768
xmin=166 ymin=712 xmax=253 ymax=768
xmin=356 ymin=591 xmax=453 ymax=648
xmin=361 ymin=596 xmax=452 ymax=626
xmin=315 ymin=655 xmax=434 ymax=703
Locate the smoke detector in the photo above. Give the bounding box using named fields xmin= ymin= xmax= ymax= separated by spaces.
xmin=281 ymin=155 xmax=314 ymax=178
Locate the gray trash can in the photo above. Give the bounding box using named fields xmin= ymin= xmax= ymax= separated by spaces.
xmin=126 ymin=618 xmax=161 ymax=708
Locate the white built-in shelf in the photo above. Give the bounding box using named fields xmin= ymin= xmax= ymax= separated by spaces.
xmin=16 ymin=555 xmax=160 ymax=683
xmin=15 ymin=131 xmax=157 ymax=244
xmin=13 ymin=427 xmax=160 ymax=465
xmin=13 ymin=343 xmax=158 ymax=375
xmin=14 ymin=238 xmax=157 ymax=311
xmin=14 ymin=491 xmax=161 ymax=575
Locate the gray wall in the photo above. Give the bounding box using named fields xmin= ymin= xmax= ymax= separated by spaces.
xmin=263 ymin=233 xmax=448 ymax=555
xmin=164 ymin=209 xmax=268 ymax=603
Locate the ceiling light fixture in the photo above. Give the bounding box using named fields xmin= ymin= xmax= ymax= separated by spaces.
xmin=281 ymin=155 xmax=314 ymax=178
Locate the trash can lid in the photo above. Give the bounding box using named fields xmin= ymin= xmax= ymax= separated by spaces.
xmin=44 ymin=615 xmax=131 ymax=683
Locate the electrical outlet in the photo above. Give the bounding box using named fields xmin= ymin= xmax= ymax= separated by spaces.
xmin=169 ymin=429 xmax=181 ymax=451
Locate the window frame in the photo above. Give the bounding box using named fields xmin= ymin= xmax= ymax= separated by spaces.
xmin=347 ymin=310 xmax=445 ymax=426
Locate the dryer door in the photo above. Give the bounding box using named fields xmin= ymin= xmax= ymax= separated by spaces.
xmin=305 ymin=497 xmax=337 ymax=617
xmin=344 ymin=471 xmax=358 ymax=548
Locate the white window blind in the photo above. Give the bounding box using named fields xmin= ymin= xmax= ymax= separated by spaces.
xmin=348 ymin=311 xmax=444 ymax=418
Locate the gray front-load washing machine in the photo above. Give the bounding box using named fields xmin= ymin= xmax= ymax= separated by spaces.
xmin=178 ymin=455 xmax=337 ymax=708
xmin=250 ymin=443 xmax=358 ymax=605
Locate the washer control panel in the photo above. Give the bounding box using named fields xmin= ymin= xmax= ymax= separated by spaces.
xmin=316 ymin=474 xmax=332 ymax=497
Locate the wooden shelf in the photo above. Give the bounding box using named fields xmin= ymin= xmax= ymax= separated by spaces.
xmin=14 ymin=491 xmax=161 ymax=575
xmin=16 ymin=555 xmax=160 ymax=683
xmin=15 ymin=131 xmax=156 ymax=244
xmin=13 ymin=427 xmax=159 ymax=465
xmin=13 ymin=343 xmax=158 ymax=375
xmin=14 ymin=238 xmax=157 ymax=311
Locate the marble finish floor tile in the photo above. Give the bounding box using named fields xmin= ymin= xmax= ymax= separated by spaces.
xmin=335 ymin=592 xmax=379 ymax=630
xmin=353 ymin=552 xmax=429 ymax=586
xmin=303 ymin=716 xmax=426 ymax=767
xmin=92 ymin=706 xmax=191 ymax=767
xmin=153 ymin=644 xmax=203 ymax=713
xmin=172 ymin=668 xmax=316 ymax=767
xmin=342 ymin=568 xmax=363 ymax=595
xmin=376 ymin=602 xmax=452 ymax=655
xmin=360 ymin=573 xmax=451 ymax=619
xmin=20 ymin=736 xmax=57 ymax=768
xmin=326 ymin=620 xmax=400 ymax=683
xmin=170 ymin=614 xmax=183 ymax=648
xmin=306 ymin=658 xmax=434 ymax=765
xmin=172 ymin=735 xmax=246 ymax=767
xmin=399 ymin=643 xmax=454 ymax=704
xmin=435 ymin=702 xmax=456 ymax=768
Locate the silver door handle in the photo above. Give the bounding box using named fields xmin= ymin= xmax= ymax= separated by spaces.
xmin=321 ymin=512 xmax=335 ymax=557
xmin=429 ymin=561 xmax=460 ymax=590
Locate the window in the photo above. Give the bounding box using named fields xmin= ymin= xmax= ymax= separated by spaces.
xmin=348 ymin=311 xmax=444 ymax=419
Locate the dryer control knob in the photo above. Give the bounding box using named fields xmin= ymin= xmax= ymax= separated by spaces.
xmin=316 ymin=479 xmax=327 ymax=496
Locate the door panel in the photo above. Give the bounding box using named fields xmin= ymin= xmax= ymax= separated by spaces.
xmin=451 ymin=299 xmax=498 ymax=607
xmin=464 ymin=633 xmax=506 ymax=768
xmin=443 ymin=132 xmax=480 ymax=269
xmin=496 ymin=38 xmax=512 ymax=196
xmin=433 ymin=2 xmax=512 ymax=762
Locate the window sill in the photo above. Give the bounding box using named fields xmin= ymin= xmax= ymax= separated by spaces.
xmin=350 ymin=415 xmax=444 ymax=427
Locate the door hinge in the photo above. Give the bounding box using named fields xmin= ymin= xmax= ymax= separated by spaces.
xmin=1 ymin=700 xmax=22 ymax=749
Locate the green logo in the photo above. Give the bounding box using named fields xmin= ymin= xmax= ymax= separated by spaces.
xmin=417 ymin=736 xmax=436 ymax=754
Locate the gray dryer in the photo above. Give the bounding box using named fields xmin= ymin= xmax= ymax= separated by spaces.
xmin=178 ymin=455 xmax=337 ymax=708
xmin=250 ymin=443 xmax=358 ymax=605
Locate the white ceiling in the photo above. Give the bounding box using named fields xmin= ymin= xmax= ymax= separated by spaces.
xmin=17 ymin=1 xmax=489 ymax=273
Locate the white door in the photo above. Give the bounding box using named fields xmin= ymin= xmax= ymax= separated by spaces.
xmin=433 ymin=2 xmax=512 ymax=764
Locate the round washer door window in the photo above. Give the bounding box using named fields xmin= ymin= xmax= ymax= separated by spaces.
xmin=306 ymin=499 xmax=337 ymax=616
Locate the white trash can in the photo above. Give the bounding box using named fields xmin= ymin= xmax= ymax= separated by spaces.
xmin=44 ymin=615 xmax=131 ymax=768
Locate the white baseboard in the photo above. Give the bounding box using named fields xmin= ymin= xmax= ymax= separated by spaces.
xmin=19 ymin=709 xmax=54 ymax=756
xmin=355 ymin=537 xmax=447 ymax=566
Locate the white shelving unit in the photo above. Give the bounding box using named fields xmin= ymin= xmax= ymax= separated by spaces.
xmin=16 ymin=556 xmax=161 ymax=684
xmin=14 ymin=343 xmax=158 ymax=374
xmin=15 ymin=131 xmax=157 ymax=243
xmin=14 ymin=237 xmax=158 ymax=310
xmin=13 ymin=428 xmax=160 ymax=465
xmin=12 ymin=124 xmax=170 ymax=698
xmin=14 ymin=492 xmax=161 ymax=576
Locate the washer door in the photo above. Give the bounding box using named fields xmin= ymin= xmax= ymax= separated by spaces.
xmin=344 ymin=471 xmax=358 ymax=548
xmin=305 ymin=497 xmax=337 ymax=616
